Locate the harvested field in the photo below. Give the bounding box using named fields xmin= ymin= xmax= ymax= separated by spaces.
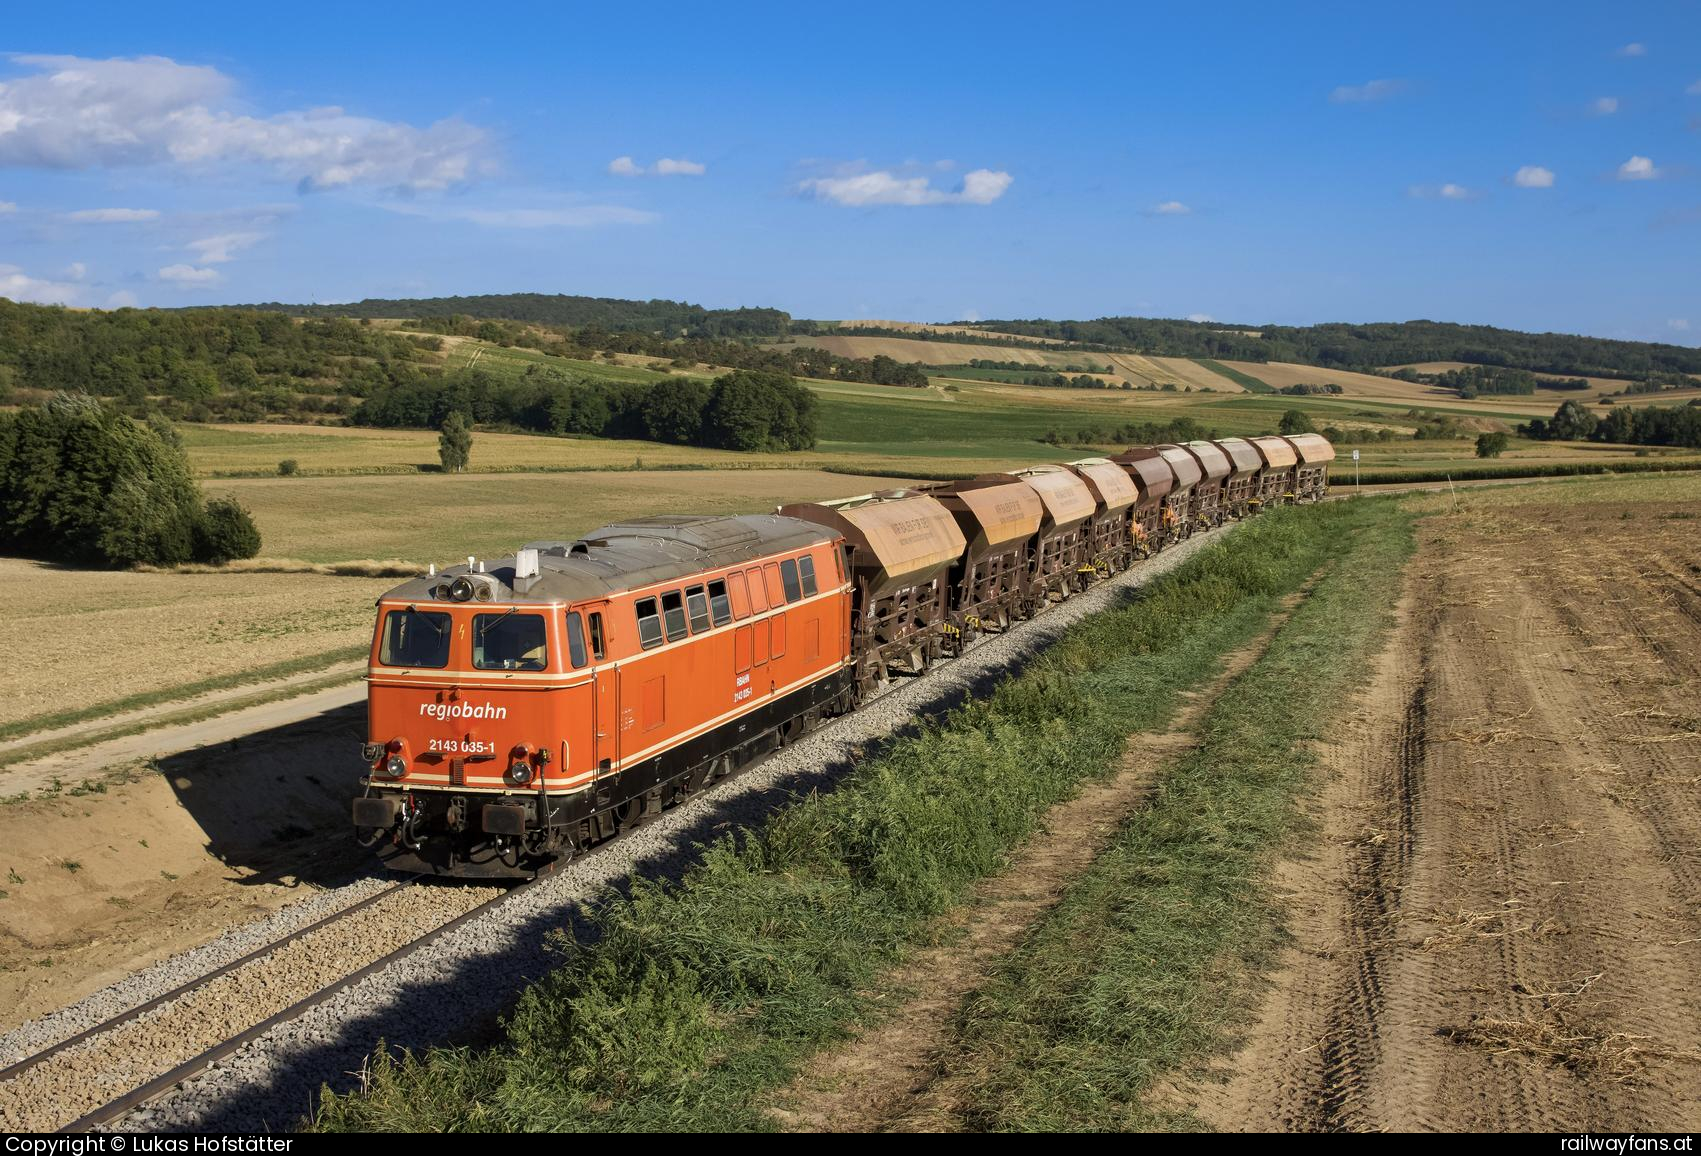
xmin=1174 ymin=482 xmax=1701 ymax=1130
xmin=0 ymin=559 xmax=389 ymax=736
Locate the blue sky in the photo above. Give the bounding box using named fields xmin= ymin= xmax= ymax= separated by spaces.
xmin=1 ymin=1 xmax=1696 ymax=343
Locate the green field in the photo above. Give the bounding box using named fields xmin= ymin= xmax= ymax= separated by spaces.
xmin=1194 ymin=358 xmax=1275 ymax=393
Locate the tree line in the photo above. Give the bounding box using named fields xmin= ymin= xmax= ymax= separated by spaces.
xmin=355 ymin=367 xmax=818 ymax=452
xmin=1521 ymin=400 xmax=1701 ymax=449
xmin=0 ymin=395 xmax=260 ymax=567
xmin=239 ymin=293 xmax=792 ymax=339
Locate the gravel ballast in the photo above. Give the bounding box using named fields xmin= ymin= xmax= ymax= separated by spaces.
xmin=16 ymin=527 xmax=1236 ymax=1131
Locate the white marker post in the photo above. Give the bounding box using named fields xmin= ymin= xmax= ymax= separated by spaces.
xmin=1353 ymin=448 xmax=1360 ymax=494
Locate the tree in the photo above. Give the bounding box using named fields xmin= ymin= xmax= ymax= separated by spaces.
xmin=438 ymin=412 xmax=472 ymax=472
xmin=1278 ymin=409 xmax=1315 ymax=435
xmin=640 ymin=378 xmax=711 ymax=444
xmin=1475 ymin=431 xmax=1510 ymax=458
xmin=193 ymin=497 xmax=263 ymax=563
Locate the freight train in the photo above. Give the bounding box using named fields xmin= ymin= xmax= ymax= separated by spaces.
xmin=353 ymin=434 xmax=1335 ymax=877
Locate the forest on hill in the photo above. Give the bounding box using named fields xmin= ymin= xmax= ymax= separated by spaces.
xmin=238 ymin=293 xmax=791 ymax=339
xmin=230 ymin=292 xmax=1701 ymax=383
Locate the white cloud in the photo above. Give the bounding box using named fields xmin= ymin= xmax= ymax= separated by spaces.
xmin=609 ymin=156 xmax=706 ymax=177
xmin=1330 ymin=78 xmax=1406 ymax=103
xmin=187 ymin=231 xmax=264 ymax=263
xmin=1513 ymin=165 xmax=1555 ymax=188
xmin=1618 ymin=155 xmax=1660 ymax=180
xmin=0 ymin=263 xmax=79 ymax=304
xmin=0 ymin=54 xmax=492 ymax=192
xmin=1150 ymin=200 xmax=1192 ymax=215
xmin=1410 ymin=182 xmax=1481 ymax=201
xmin=379 ymin=201 xmax=655 ymax=228
xmin=1669 ymin=319 xmax=1691 ymax=331
xmin=64 ymin=207 xmax=159 ymax=222
xmin=1186 ymin=313 xmax=1215 ymax=323
xmin=1592 ymin=96 xmax=1620 ymax=115
xmin=105 ymin=290 xmax=138 ymax=308
xmin=0 ymin=201 xmax=15 ymax=214
xmin=1616 ymin=42 xmax=1647 ymax=57
xmin=157 ymin=263 xmax=220 ymax=286
xmin=800 ymin=166 xmax=1012 ymax=207
xmin=63 ymin=262 xmax=85 ymax=280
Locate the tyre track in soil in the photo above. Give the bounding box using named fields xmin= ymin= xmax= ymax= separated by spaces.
xmin=1178 ymin=506 xmax=1701 ymax=1132
xmin=768 ymin=582 xmax=1321 ymax=1133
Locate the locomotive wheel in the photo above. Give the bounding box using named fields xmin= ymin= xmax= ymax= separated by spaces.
xmin=616 ymin=796 xmax=645 ymax=829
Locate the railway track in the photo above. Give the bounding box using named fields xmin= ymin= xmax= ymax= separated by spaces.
xmin=0 ymin=873 xmax=530 ymax=1133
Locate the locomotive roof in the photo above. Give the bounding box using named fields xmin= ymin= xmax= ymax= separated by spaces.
xmin=378 ymin=514 xmax=837 ymax=606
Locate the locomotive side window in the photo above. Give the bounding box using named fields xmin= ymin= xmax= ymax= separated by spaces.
xmin=780 ymin=558 xmax=802 ymax=603
xmin=686 ymin=586 xmax=711 ymax=634
xmin=473 ymin=612 xmax=547 ymax=671
xmin=707 ymin=579 xmax=732 ymax=626
xmin=378 ymin=609 xmax=451 ymax=668
xmin=588 ymin=612 xmax=606 ymax=660
xmin=566 ymin=612 xmax=588 ymax=669
xmin=728 ymin=572 xmax=751 ymax=619
xmin=798 ymin=555 xmax=818 ymax=597
xmin=764 ymin=563 xmax=785 ymax=607
xmin=636 ymin=598 xmax=664 ymax=650
xmin=746 ymin=568 xmax=769 ymax=613
xmin=661 ymin=590 xmax=688 ymax=642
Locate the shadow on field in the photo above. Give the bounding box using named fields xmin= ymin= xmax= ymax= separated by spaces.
xmin=156 ymin=703 xmax=374 ymax=890
xmin=178 ymin=578 xmax=1162 ymax=1130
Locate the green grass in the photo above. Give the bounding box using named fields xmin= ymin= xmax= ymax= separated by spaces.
xmin=313 ymin=500 xmax=1390 ymax=1133
xmin=945 ymin=497 xmax=1415 ymax=1131
xmin=1195 ymin=358 xmax=1275 ymax=394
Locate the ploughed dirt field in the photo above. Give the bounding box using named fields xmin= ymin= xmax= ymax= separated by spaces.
xmin=1177 ymin=495 xmax=1701 ymax=1130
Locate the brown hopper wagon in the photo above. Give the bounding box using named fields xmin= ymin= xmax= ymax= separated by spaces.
xmin=1180 ymin=440 xmax=1234 ymax=527
xmin=1010 ymin=465 xmax=1099 ymax=601
xmin=1283 ymin=433 xmax=1336 ymax=501
xmin=1066 ymin=457 xmax=1140 ymax=575
xmin=921 ymin=474 xmax=1045 ymax=628
xmin=779 ymin=490 xmax=965 ymax=688
xmin=1154 ymin=445 xmax=1205 ymax=533
xmin=1109 ymin=449 xmax=1178 ymax=547
xmin=1248 ymin=435 xmax=1300 ymax=505
xmin=1212 ymin=437 xmax=1265 ymax=517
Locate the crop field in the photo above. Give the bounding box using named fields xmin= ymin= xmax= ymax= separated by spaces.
xmin=438 ymin=336 xmax=687 ymax=386
xmin=0 ymin=558 xmax=393 ymax=738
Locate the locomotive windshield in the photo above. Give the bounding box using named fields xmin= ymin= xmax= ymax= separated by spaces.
xmin=378 ymin=609 xmax=452 ymax=668
xmin=473 ymin=612 xmax=548 ymax=671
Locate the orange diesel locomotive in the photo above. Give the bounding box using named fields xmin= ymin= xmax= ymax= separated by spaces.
xmin=355 ymin=436 xmax=1336 ymax=877
xmin=356 ymin=515 xmax=853 ymax=877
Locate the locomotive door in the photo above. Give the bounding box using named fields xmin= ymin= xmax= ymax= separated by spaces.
xmin=588 ymin=602 xmax=618 ymax=774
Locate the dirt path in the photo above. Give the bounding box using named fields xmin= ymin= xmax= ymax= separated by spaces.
xmin=770 ymin=583 xmax=1316 ymax=1132
xmin=1178 ymin=499 xmax=1701 ymax=1131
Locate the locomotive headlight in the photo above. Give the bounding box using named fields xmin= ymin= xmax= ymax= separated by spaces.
xmin=449 ymin=576 xmax=475 ymax=602
xmin=384 ymin=754 xmax=408 ymax=778
xmin=508 ymin=761 xmax=534 ymax=786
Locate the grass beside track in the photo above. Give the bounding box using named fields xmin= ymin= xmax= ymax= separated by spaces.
xmin=312 ymin=500 xmax=1407 ymax=1132
xmin=948 ymin=497 xmax=1415 ymax=1131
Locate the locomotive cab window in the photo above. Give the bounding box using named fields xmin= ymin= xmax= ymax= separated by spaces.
xmin=588 ymin=612 xmax=606 ymax=660
xmin=798 ymin=555 xmax=818 ymax=597
xmin=780 ymin=558 xmax=803 ymax=603
xmin=707 ymin=579 xmax=732 ymax=626
xmin=566 ymin=612 xmax=588 ymax=669
xmin=661 ymin=590 xmax=688 ymax=642
xmin=378 ymin=609 xmax=451 ymax=668
xmin=473 ymin=612 xmax=547 ymax=671
xmin=636 ymin=598 xmax=664 ymax=650
xmin=686 ymin=585 xmax=712 ymax=634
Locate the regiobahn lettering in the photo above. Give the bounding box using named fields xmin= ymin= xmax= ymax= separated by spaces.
xmin=352 ymin=441 xmax=1336 ymax=879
